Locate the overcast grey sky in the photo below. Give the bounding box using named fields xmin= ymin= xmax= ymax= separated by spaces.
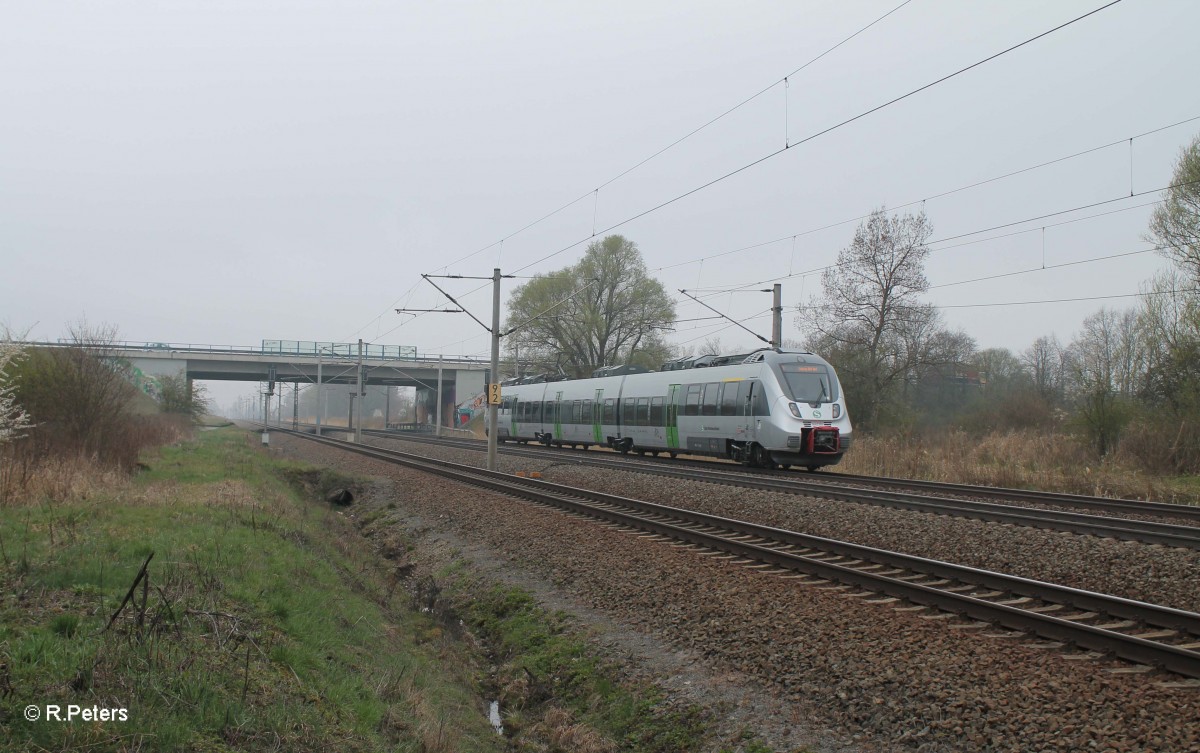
xmin=3 ymin=1 xmax=1198 ymax=407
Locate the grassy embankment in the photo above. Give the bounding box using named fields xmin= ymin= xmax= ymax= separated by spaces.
xmin=1 ymin=427 xmax=496 ymax=751
xmin=0 ymin=428 xmax=750 ymax=753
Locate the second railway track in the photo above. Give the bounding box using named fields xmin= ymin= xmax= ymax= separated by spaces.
xmin=321 ymin=426 xmax=1200 ymax=550
xmin=270 ymin=426 xmax=1200 ymax=680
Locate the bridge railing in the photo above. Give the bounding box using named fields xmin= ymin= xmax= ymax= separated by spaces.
xmin=26 ymin=340 xmax=490 ymax=366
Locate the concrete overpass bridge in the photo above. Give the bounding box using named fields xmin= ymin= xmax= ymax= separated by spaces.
xmin=27 ymin=339 xmax=489 ymax=427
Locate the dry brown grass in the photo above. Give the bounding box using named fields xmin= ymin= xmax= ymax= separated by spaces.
xmin=838 ymin=429 xmax=1196 ymax=503
xmin=0 ymin=451 xmax=128 ymax=506
xmin=534 ymin=707 xmax=617 ymax=753
xmin=0 ymin=415 xmax=190 ymax=507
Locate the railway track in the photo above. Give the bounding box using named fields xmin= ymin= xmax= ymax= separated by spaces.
xmin=269 ymin=426 xmax=1200 ymax=680
xmin=323 ymin=427 xmax=1200 ymax=550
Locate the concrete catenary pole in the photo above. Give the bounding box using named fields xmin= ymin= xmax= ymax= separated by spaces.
xmin=488 ymin=267 xmax=501 ymax=472
xmin=354 ymin=339 xmax=364 ymax=443
xmin=435 ymin=355 xmax=443 ymax=437
xmin=261 ymin=390 xmax=269 ymax=445
xmin=315 ymin=351 xmax=323 ymax=436
xmin=771 ymin=283 xmax=782 ymax=349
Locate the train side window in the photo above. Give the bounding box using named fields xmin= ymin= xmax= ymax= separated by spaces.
xmin=582 ymin=399 xmax=593 ymax=424
xmin=545 ymin=401 xmax=556 ymax=423
xmin=622 ymin=398 xmax=636 ymax=425
xmin=650 ymin=396 xmax=664 ymax=425
xmin=571 ymin=400 xmax=581 ymax=424
xmin=636 ymin=397 xmax=650 ymax=426
xmin=701 ymin=383 xmax=719 ymax=416
xmin=684 ymin=385 xmax=701 ymax=416
xmin=603 ymin=398 xmax=616 ymax=424
xmin=720 ymin=384 xmax=739 ymax=416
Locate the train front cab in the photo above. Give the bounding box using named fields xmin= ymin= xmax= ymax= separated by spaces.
xmin=757 ymin=357 xmax=852 ymax=470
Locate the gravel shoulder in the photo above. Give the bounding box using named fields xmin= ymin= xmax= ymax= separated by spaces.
xmin=276 ymin=431 xmax=1200 ymax=753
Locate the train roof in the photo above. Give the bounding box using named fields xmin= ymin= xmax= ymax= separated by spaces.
xmin=503 ymin=349 xmax=833 ymax=390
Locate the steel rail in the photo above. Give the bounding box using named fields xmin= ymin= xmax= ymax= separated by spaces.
xmin=804 ymin=471 xmax=1200 ymax=522
xmin=345 ymin=428 xmax=1200 ymax=549
xmin=355 ymin=427 xmax=1200 ymax=522
xmin=272 ymin=426 xmax=1200 ymax=679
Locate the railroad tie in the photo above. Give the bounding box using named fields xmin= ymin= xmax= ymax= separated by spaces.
xmin=994 ymin=597 xmax=1033 ymax=606
xmin=1023 ymin=640 xmax=1066 ymax=650
xmin=1130 ymin=629 xmax=1179 ymax=640
xmin=1155 ymin=678 xmax=1200 ymax=689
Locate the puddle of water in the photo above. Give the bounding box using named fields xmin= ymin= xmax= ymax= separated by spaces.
xmin=489 ymin=700 xmax=504 ymax=735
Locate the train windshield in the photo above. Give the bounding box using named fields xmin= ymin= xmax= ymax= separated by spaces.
xmin=779 ymin=363 xmax=838 ymax=403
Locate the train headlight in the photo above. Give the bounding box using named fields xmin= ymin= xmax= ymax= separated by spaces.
xmin=832 ymin=404 xmax=841 ymax=419
xmin=787 ymin=402 xmax=802 ymax=418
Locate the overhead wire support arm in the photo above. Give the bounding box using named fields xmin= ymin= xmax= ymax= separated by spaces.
xmin=678 ymin=289 xmax=773 ymax=346
xmin=415 ymin=270 xmax=509 ymax=472
xmin=395 ymin=308 xmax=464 ymax=314
xmin=420 ymin=274 xmax=495 ymax=333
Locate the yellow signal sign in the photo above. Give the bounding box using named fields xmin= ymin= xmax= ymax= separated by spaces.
xmin=488 ymin=383 xmax=502 ymax=405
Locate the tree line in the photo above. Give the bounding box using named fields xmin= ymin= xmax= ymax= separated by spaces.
xmin=494 ymin=135 xmax=1200 ymax=473
xmin=797 ymin=135 xmax=1199 ymax=472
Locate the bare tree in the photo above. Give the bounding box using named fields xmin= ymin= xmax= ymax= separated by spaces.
xmin=971 ymin=347 xmax=1028 ymax=394
xmin=1065 ymin=309 xmax=1142 ymax=455
xmin=798 ymin=207 xmax=970 ymax=429
xmin=1021 ymin=335 xmax=1068 ymax=402
xmin=1134 ymin=270 xmax=1200 ymax=470
xmin=12 ymin=322 xmax=136 ymax=455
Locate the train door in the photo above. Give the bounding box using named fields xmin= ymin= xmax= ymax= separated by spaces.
xmin=750 ymin=381 xmax=770 ymax=437
xmin=736 ymin=380 xmax=758 ymax=441
xmin=666 ymin=384 xmax=680 ymax=450
xmin=593 ymin=389 xmax=604 ymax=443
xmin=553 ymin=390 xmax=564 ymax=441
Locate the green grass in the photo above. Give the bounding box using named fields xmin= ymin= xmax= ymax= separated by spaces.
xmin=0 ymin=428 xmax=501 ymax=752
xmin=2 ymin=427 xmax=788 ymax=752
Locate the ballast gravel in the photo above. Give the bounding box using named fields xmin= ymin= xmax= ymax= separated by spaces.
xmin=275 ymin=432 xmax=1200 ymax=753
xmin=373 ymin=435 xmax=1200 ymax=614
